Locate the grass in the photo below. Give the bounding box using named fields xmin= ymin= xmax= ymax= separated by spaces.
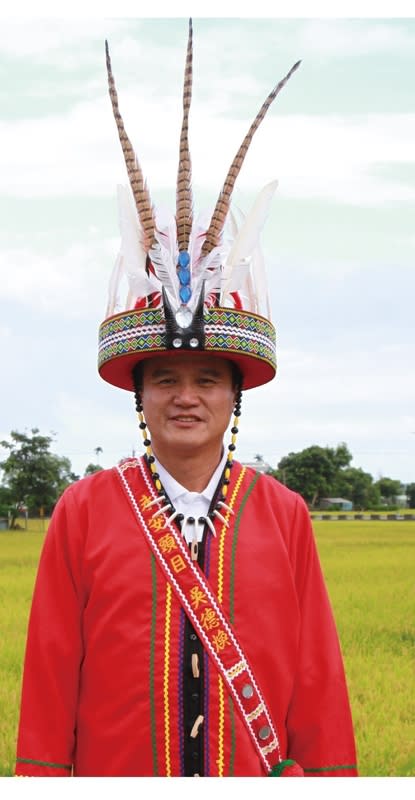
xmin=311 ymin=508 xmax=415 ymax=517
xmin=0 ymin=520 xmax=48 ymax=778
xmin=0 ymin=518 xmax=414 ymax=776
xmin=313 ymin=520 xmax=415 ymax=777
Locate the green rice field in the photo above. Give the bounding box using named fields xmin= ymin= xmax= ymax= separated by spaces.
xmin=0 ymin=517 xmax=414 ymax=777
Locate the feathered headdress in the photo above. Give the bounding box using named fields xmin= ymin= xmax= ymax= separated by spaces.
xmin=98 ymin=20 xmax=300 ymax=390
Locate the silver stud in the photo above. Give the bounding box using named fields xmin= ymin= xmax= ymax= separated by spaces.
xmin=172 ymin=338 xmax=182 ymax=348
xmin=258 ymin=725 xmax=271 ymax=740
xmin=175 ymin=306 xmax=193 ymax=328
xmin=189 ymin=337 xmax=199 ymax=348
xmin=241 ymin=684 xmax=254 ymax=699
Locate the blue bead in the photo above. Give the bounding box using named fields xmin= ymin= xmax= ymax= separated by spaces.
xmin=178 ymin=251 xmax=190 ymax=268
xmin=179 ymin=286 xmax=192 ymax=303
xmin=178 ymin=267 xmax=190 ymax=285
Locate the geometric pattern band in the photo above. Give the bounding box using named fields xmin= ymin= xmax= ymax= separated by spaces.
xmin=98 ymin=307 xmax=276 ymax=370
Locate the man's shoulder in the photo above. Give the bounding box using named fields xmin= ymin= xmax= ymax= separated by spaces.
xmin=62 ymin=464 xmax=120 ymax=503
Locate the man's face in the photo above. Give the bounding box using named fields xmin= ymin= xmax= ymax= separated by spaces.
xmin=140 ymin=355 xmax=237 ymax=461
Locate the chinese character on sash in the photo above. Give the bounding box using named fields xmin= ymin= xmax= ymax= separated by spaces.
xmin=190 ymin=586 xmax=208 ymax=610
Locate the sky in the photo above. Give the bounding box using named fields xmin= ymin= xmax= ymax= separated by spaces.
xmin=1 ymin=5 xmax=414 ymax=486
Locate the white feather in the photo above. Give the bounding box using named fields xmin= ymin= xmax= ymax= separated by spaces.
xmin=117 ymin=185 xmax=158 ymax=304
xmin=251 ymin=245 xmax=271 ymax=318
xmin=189 ymin=210 xmax=212 ymax=273
xmin=227 ymin=205 xmax=244 ymax=244
xmin=221 ymin=261 xmax=251 ymax=295
xmin=218 ymin=206 xmax=244 ymax=301
xmin=189 ymin=246 xmax=223 ymax=310
xmin=228 ymin=181 xmax=278 ymax=264
xmin=106 ymin=250 xmax=124 ymax=317
xmin=149 ymin=223 xmax=180 ymax=308
xmin=245 ymin=270 xmax=257 ymax=314
xmin=220 ymin=180 xmax=278 ymax=306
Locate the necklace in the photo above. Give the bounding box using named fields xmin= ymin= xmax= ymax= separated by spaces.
xmin=134 ymin=387 xmax=242 ymax=559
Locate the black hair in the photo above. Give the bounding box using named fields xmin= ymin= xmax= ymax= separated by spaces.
xmin=132 ymin=361 xmax=144 ymax=394
xmin=132 ymin=358 xmax=243 ymax=395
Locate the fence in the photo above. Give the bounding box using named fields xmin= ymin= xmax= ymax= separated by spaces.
xmin=310 ymin=513 xmax=415 ymax=521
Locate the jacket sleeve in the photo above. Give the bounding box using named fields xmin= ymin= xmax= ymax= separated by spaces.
xmin=15 ymin=487 xmax=85 ymax=776
xmin=286 ymin=495 xmax=358 ymax=776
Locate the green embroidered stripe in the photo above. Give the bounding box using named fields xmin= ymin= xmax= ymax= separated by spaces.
xmin=228 ymin=695 xmax=236 ymax=776
xmin=16 ymin=757 xmax=71 ymax=770
xmin=304 ymin=764 xmax=357 ymax=773
xmin=150 ymin=553 xmax=159 ymax=776
xmin=230 ymin=471 xmax=262 ymax=624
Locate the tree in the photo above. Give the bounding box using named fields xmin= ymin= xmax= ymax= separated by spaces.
xmin=405 ymin=483 xmax=415 ymax=509
xmin=84 ymin=463 xmax=104 ymax=476
xmin=374 ymin=477 xmax=403 ymax=507
xmin=332 ymin=467 xmax=380 ymax=510
xmin=331 ymin=442 xmax=353 ymax=471
xmin=0 ymin=485 xmax=14 ymax=518
xmin=274 ymin=443 xmax=353 ymax=508
xmin=94 ymin=446 xmax=103 ymax=463
xmin=0 ymin=429 xmax=79 ymax=527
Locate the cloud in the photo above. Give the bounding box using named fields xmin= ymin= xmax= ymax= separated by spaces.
xmin=2 ymin=17 xmax=414 ymax=207
xmin=226 ymin=113 xmax=415 ymax=206
xmin=53 ymin=387 xmax=138 ymax=474
xmin=238 ymin=339 xmax=415 ymax=470
xmin=294 ymin=19 xmax=415 ymax=58
xmin=0 ymin=238 xmax=117 ymax=318
xmin=5 ymin=16 xmax=412 ymax=65
xmin=48 ymin=337 xmax=415 ymax=482
xmin=0 ymin=19 xmax=131 ymax=60
xmin=1 ymin=100 xmax=415 ymax=207
xmin=1 ymin=13 xmax=413 ymax=489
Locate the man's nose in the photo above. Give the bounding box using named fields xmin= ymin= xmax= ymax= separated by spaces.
xmin=172 ymin=382 xmax=199 ymax=405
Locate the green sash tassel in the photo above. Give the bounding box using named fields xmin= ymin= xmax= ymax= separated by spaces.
xmin=269 ymin=759 xmax=305 ymax=776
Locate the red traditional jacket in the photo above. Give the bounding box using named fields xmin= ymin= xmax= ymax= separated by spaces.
xmin=15 ymin=458 xmax=357 ymax=777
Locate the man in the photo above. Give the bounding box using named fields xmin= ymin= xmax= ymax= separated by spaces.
xmin=15 ymin=21 xmax=357 ymax=777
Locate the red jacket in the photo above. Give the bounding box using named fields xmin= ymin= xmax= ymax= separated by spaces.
xmin=16 ymin=459 xmax=357 ymax=776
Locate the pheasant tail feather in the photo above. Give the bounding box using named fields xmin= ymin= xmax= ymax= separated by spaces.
xmin=202 ymin=59 xmax=301 ymax=257
xmin=176 ymin=18 xmax=194 ymax=254
xmin=105 ymin=40 xmax=156 ymax=251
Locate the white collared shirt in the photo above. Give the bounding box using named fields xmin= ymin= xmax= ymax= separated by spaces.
xmin=154 ymin=451 xmax=228 ymax=543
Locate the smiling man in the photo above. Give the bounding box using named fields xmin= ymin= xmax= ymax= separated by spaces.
xmin=138 ymin=356 xmax=238 ymax=490
xmin=15 ymin=21 xmax=357 ymax=778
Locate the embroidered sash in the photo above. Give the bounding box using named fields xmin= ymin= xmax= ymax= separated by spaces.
xmin=117 ymin=457 xmax=302 ymax=777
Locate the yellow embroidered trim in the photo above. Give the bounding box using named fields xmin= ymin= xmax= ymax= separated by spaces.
xmin=216 ymin=466 xmax=246 ymax=776
xmin=163 ymin=584 xmax=172 ymax=776
xmin=217 ymin=466 xmax=246 ymax=604
xmin=217 ymin=676 xmax=225 ymax=776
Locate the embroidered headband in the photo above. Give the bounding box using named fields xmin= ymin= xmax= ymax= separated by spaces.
xmin=98 ymin=20 xmax=300 ymax=391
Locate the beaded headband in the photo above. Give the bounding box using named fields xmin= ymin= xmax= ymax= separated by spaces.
xmin=98 ymin=20 xmax=300 ymax=391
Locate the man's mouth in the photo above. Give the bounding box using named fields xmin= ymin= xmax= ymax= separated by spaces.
xmin=171 ymin=415 xmax=201 ymax=423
